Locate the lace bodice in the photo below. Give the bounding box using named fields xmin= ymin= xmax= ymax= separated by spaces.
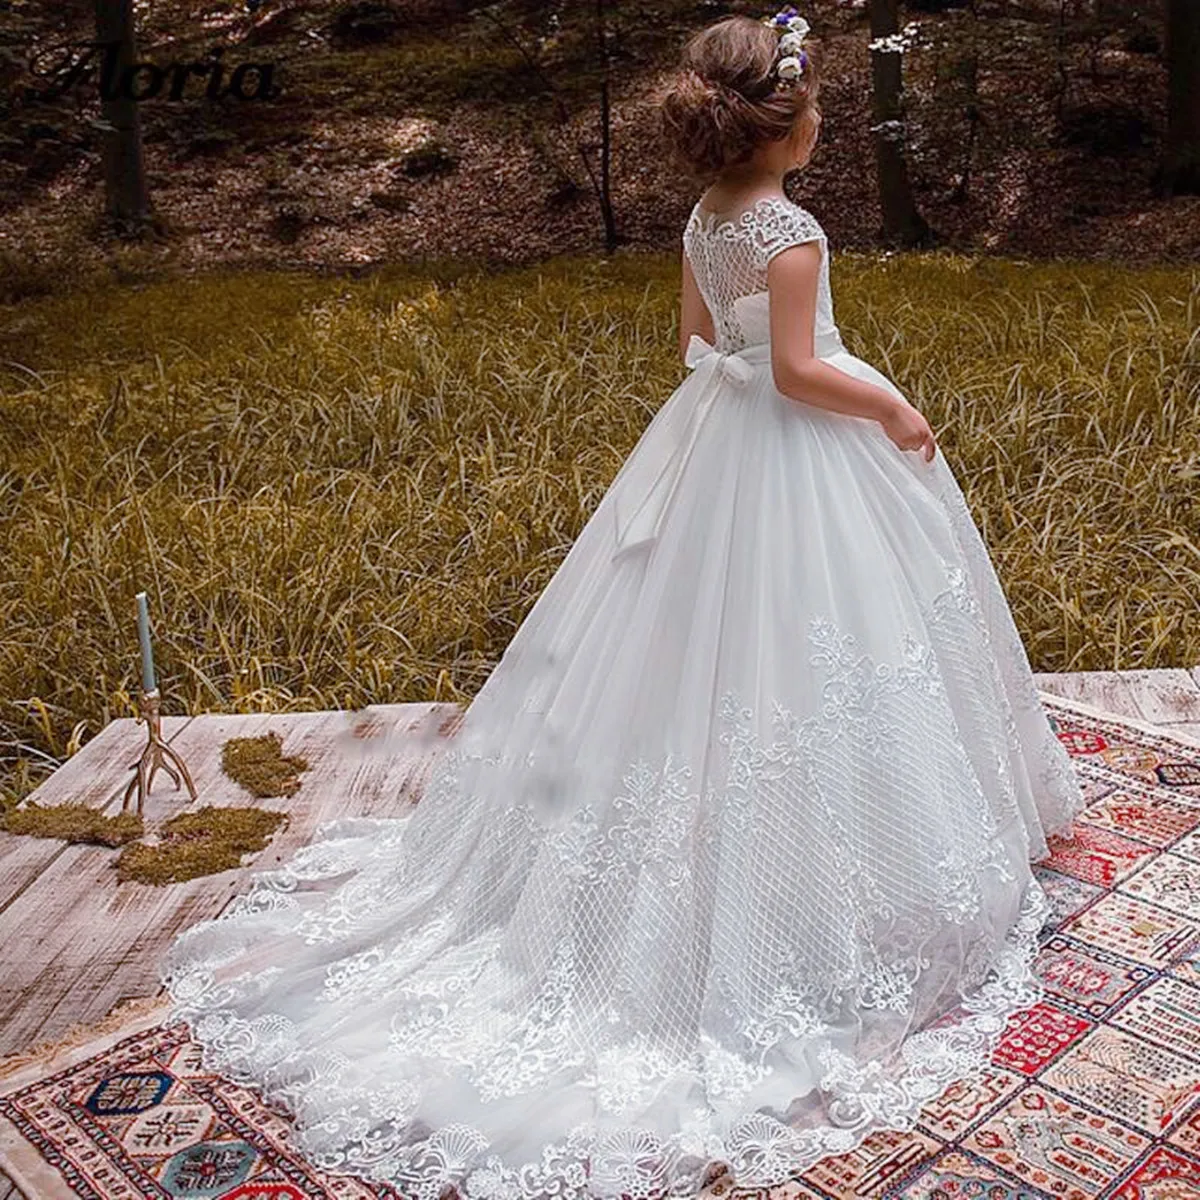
xmin=683 ymin=194 xmax=840 ymax=354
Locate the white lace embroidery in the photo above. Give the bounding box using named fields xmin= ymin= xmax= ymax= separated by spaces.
xmin=683 ymin=195 xmax=836 ymax=353
xmin=161 ymin=565 xmax=1084 ymax=1200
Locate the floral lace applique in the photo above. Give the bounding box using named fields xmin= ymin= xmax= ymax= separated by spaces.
xmin=162 ymin=589 xmax=1071 ymax=1200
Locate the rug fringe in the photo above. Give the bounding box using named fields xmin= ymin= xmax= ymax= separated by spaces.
xmin=0 ymin=993 xmax=169 ymax=1081
xmin=1039 ymin=688 xmax=1200 ymax=749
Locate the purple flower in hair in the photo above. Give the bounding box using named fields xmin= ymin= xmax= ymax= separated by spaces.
xmin=764 ymin=6 xmax=811 ymax=85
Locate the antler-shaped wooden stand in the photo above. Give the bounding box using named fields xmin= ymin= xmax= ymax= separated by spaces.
xmin=122 ymin=688 xmax=198 ymax=816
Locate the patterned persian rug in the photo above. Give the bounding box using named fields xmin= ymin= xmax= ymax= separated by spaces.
xmin=1 ymin=692 xmax=1199 ymax=1200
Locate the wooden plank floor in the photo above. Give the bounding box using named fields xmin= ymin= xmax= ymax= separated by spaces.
xmin=1 ymin=668 xmax=1199 ymax=1199
xmin=0 ymin=701 xmax=463 ymax=1059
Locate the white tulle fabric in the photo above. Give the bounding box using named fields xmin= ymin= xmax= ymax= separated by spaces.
xmin=161 ymin=194 xmax=1086 ymax=1200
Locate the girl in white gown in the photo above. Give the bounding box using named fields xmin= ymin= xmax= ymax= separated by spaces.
xmin=161 ymin=9 xmax=1086 ymax=1199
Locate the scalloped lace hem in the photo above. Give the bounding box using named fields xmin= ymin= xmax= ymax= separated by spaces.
xmin=165 ymin=874 xmax=1053 ymax=1200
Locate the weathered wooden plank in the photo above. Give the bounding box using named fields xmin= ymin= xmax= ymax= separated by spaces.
xmin=322 ymin=702 xmax=457 ymax=814
xmin=1032 ymin=671 xmax=1143 ymax=720
xmin=0 ymin=709 xmax=288 ymax=1052
xmin=0 ymin=715 xmax=194 ymax=919
xmin=0 ymin=704 xmax=455 ymax=1058
xmin=9 ymin=715 xmax=196 ymax=812
xmin=1116 ymin=668 xmax=1200 ymax=725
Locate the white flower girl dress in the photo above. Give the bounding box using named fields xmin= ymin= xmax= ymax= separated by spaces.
xmin=162 ymin=194 xmax=1086 ymax=1200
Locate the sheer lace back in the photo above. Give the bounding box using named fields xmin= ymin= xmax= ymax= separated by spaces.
xmin=683 ymin=194 xmax=839 ymax=353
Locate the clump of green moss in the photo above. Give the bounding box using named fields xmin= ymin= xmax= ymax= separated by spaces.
xmin=115 ymin=805 xmax=287 ymax=885
xmin=221 ymin=732 xmax=308 ymax=798
xmin=1 ymin=802 xmax=144 ymax=846
xmin=0 ymin=734 xmax=300 ymax=884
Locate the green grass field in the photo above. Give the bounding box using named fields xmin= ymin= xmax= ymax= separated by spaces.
xmin=2 ymin=251 xmax=1198 ymax=803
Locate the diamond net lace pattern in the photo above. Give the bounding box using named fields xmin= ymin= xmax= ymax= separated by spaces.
xmin=683 ymin=195 xmax=834 ymax=352
xmin=160 ymin=196 xmax=1088 ymax=1200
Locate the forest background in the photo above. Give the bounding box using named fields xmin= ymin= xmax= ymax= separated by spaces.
xmin=0 ymin=0 xmax=1197 ymax=806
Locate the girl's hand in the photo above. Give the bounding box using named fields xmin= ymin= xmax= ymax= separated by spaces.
xmin=881 ymin=398 xmax=937 ymax=463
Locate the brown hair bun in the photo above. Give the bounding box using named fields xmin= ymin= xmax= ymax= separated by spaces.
xmin=657 ymin=15 xmax=820 ymax=182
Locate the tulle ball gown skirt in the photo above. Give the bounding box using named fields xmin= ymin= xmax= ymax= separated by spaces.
xmin=161 ymin=332 xmax=1085 ymax=1200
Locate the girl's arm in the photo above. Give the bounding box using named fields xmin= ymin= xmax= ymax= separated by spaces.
xmin=767 ymin=244 xmax=936 ymax=460
xmin=679 ymin=250 xmax=716 ymax=364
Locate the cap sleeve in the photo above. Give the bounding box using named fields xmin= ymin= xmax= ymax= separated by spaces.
xmin=757 ymin=198 xmax=825 ymax=264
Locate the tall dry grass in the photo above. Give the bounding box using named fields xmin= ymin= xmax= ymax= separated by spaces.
xmin=1 ymin=251 xmax=1197 ymax=802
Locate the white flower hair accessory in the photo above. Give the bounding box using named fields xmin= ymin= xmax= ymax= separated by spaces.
xmin=762 ymin=5 xmax=811 ymax=89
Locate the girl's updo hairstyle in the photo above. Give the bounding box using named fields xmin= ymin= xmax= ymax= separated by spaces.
xmin=658 ymin=15 xmax=820 ymax=183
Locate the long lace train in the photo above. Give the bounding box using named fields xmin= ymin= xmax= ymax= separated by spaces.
xmin=160 ymin=192 xmax=1086 ymax=1200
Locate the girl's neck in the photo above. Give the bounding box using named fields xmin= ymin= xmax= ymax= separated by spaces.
xmin=703 ymin=164 xmax=788 ymax=212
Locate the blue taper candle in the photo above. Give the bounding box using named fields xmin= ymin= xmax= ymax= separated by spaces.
xmin=135 ymin=591 xmax=157 ymax=693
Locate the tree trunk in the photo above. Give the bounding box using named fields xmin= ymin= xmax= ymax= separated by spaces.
xmin=594 ymin=0 xmax=619 ymax=252
xmin=868 ymin=0 xmax=932 ymax=247
xmin=1161 ymin=0 xmax=1200 ymax=195
xmin=94 ymin=0 xmax=151 ymax=234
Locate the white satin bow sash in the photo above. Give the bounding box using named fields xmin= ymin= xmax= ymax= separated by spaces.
xmin=611 ymin=334 xmax=769 ymax=559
